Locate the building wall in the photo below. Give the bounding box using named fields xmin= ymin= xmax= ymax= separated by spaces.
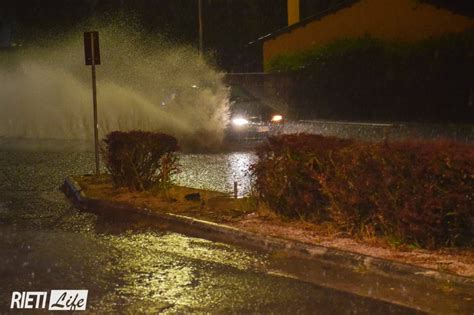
xmin=287 ymin=0 xmax=300 ymax=26
xmin=263 ymin=0 xmax=474 ymax=67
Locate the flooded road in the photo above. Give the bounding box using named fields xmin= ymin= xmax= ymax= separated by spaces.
xmin=0 ymin=141 xmax=420 ymax=314
xmin=283 ymin=120 xmax=474 ymax=143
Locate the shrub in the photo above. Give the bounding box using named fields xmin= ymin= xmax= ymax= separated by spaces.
xmin=252 ymin=134 xmax=474 ymax=248
xmin=102 ymin=131 xmax=180 ymax=191
xmin=252 ymin=134 xmax=353 ymax=220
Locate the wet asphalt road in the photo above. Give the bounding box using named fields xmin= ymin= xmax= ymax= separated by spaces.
xmin=0 ymin=141 xmax=420 ymax=314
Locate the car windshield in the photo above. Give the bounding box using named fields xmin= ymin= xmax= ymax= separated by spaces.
xmin=229 ymin=86 xmax=274 ymax=119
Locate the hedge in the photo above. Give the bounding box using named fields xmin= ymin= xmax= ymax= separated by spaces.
xmin=102 ymin=131 xmax=180 ymax=191
xmin=252 ymin=134 xmax=474 ymax=248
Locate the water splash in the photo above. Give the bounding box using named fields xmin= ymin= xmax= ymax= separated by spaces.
xmin=0 ymin=19 xmax=230 ymax=150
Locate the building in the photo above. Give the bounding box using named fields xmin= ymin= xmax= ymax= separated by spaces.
xmin=251 ymin=0 xmax=474 ymax=71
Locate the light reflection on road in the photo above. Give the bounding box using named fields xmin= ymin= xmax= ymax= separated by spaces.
xmin=0 ymin=142 xmax=421 ymax=314
xmin=175 ymin=152 xmax=257 ymax=197
xmin=227 ymin=152 xmax=255 ymax=197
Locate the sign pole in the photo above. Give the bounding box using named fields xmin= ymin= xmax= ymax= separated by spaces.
xmin=198 ymin=0 xmax=203 ymax=56
xmin=90 ymin=33 xmax=100 ymax=176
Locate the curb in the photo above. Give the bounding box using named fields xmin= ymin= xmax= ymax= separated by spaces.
xmin=62 ymin=176 xmax=474 ymax=289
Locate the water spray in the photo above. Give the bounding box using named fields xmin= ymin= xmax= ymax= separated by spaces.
xmin=0 ymin=17 xmax=230 ymax=151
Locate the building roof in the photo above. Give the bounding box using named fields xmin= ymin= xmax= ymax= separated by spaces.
xmin=248 ymin=0 xmax=360 ymax=46
xmin=248 ymin=0 xmax=474 ymax=46
xmin=421 ymin=0 xmax=474 ymax=18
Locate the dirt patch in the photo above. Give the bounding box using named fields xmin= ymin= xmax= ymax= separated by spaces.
xmin=76 ymin=175 xmax=255 ymax=223
xmin=75 ymin=175 xmax=474 ymax=277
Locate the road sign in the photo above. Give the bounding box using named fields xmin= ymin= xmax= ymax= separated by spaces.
xmin=84 ymin=31 xmax=101 ymax=65
xmin=84 ymin=31 xmax=101 ymax=176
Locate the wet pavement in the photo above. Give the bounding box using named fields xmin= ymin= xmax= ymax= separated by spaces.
xmin=0 ymin=141 xmax=424 ymax=313
xmin=282 ymin=121 xmax=474 ymax=143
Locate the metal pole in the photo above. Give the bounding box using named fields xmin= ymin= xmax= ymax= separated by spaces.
xmin=91 ymin=33 xmax=100 ymax=176
xmin=234 ymin=181 xmax=238 ymax=199
xmin=198 ymin=0 xmax=203 ymax=56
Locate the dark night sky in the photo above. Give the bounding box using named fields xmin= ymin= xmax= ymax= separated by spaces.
xmin=1 ymin=0 xmax=473 ymax=70
xmin=1 ymin=0 xmax=288 ymax=70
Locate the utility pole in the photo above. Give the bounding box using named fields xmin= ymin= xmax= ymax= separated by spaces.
xmin=198 ymin=0 xmax=203 ymax=56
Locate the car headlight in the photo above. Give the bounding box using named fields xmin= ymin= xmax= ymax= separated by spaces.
xmin=232 ymin=117 xmax=249 ymax=126
xmin=271 ymin=115 xmax=283 ymax=122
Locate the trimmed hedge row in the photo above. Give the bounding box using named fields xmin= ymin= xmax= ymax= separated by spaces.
xmin=252 ymin=134 xmax=474 ymax=248
xmin=102 ymin=131 xmax=180 ymax=191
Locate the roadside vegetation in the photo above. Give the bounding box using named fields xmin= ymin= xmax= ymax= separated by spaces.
xmin=75 ymin=130 xmax=474 ymax=275
xmin=99 ymin=130 xmax=473 ymax=249
xmin=97 ymin=130 xmax=254 ymax=222
xmin=252 ymin=134 xmax=474 ymax=249
xmin=102 ymin=131 xmax=180 ymax=191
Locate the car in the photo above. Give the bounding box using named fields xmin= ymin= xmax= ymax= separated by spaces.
xmin=225 ymin=86 xmax=284 ymax=140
